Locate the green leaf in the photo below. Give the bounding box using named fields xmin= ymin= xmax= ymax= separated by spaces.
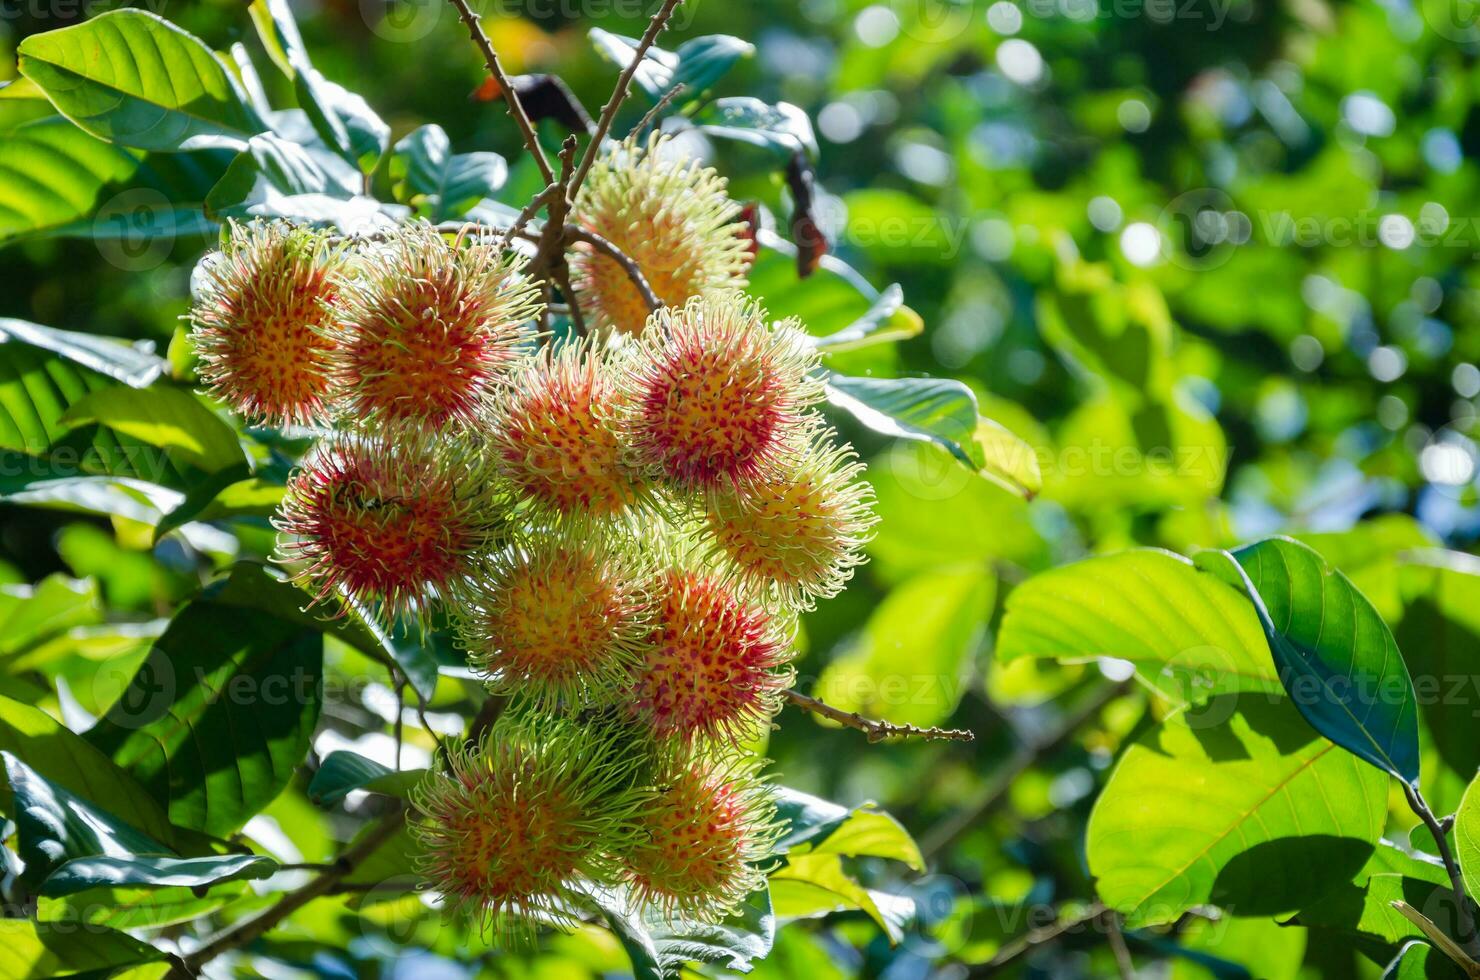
xmin=41 ymin=853 xmax=277 ymax=897
xmin=1086 ymin=695 xmax=1387 ymax=926
xmin=17 ymin=9 xmax=264 ymax=152
xmin=998 ymin=549 xmax=1280 ymax=705
xmin=59 ymin=386 xmax=246 ymax=476
xmin=390 ymin=125 xmax=508 ymax=222
xmin=0 ymin=319 xmax=165 ymax=388
xmin=0 ymin=574 xmax=101 ymax=657
xmin=587 ymin=31 xmax=752 ymax=106
xmin=770 ymin=854 xmax=914 ymax=941
xmin=590 ymin=883 xmax=775 ymax=979
xmin=806 ymin=284 xmax=924 ymax=354
xmin=826 ymin=374 xmax=991 ymax=480
xmin=0 ymin=919 xmax=161 ymax=978
xmin=0 ymin=695 xmax=178 ymax=850
xmin=771 ymin=787 xmax=923 ymax=869
xmin=1455 ymin=773 xmax=1480 ymax=905
xmin=1384 ymin=940 xmax=1470 ymax=980
xmin=86 ymin=588 xmax=324 ymax=838
xmin=308 ymin=751 xmax=422 ymax=806
xmin=1294 ymin=843 xmax=1451 ymax=947
xmin=204 ymin=131 xmax=352 ymax=220
xmin=697 ymin=97 xmax=818 ymax=159
xmin=816 ymin=565 xmax=993 ymax=728
xmin=1200 ymin=537 xmax=1422 ymax=784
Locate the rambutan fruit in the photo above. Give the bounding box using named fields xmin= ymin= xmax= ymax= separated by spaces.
xmin=631 ymin=556 xmax=794 ymax=744
xmin=453 ymin=529 xmax=654 ymax=705
xmin=327 ymin=222 xmax=543 ymax=431
xmin=624 ymin=293 xmax=823 ymax=491
xmin=619 ymin=750 xmax=780 ymax=922
xmin=490 ymin=342 xmax=650 ymax=519
xmin=569 ymin=134 xmax=750 ymax=336
xmin=188 ymin=220 xmax=342 ymax=426
xmin=274 ymin=431 xmax=504 ymax=623
xmin=411 ymin=715 xmax=644 ymax=941
xmin=704 ymin=427 xmax=878 ymax=609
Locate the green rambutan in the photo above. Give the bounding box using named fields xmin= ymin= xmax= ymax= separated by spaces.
xmin=274 ymin=430 xmax=504 ymax=622
xmin=327 ymin=222 xmax=543 ymax=430
xmin=619 ymin=750 xmax=780 ymax=922
xmin=704 ymin=427 xmax=878 ymax=609
xmin=569 ymin=134 xmax=750 ymax=336
xmin=188 ymin=219 xmax=342 ymax=426
xmin=411 ymin=715 xmax=645 ymax=942
xmin=624 ymin=292 xmax=823 ymax=491
xmin=452 ymin=529 xmax=654 ymax=705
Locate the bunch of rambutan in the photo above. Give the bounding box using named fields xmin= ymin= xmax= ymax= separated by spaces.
xmin=188 ymin=136 xmax=877 ymax=942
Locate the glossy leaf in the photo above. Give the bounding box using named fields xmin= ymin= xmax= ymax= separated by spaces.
xmin=59 ymin=386 xmax=246 ymax=476
xmin=590 ymin=883 xmax=775 ymax=979
xmin=390 ymin=124 xmax=508 ymax=221
xmin=697 ymin=97 xmax=818 ymax=158
xmin=0 ymin=319 xmax=165 ymax=388
xmin=41 ymin=853 xmax=277 ymax=897
xmin=0 ymin=919 xmax=161 ymax=978
xmin=308 ymin=751 xmax=422 ymax=806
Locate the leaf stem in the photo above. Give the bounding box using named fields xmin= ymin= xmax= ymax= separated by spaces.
xmin=781 ymin=688 xmax=974 ymax=743
xmin=1403 ymin=782 xmax=1480 ymax=959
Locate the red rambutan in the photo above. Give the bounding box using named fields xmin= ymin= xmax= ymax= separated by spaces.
xmin=188 ymin=220 xmax=342 ymax=426
xmin=327 ymin=222 xmax=543 ymax=431
xmin=624 ymin=293 xmax=823 ymax=491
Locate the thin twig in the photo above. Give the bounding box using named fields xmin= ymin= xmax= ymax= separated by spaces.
xmin=568 ymin=227 xmax=661 ymax=311
xmin=1105 ymin=910 xmax=1135 ymax=979
xmin=782 ymin=688 xmax=974 ymax=743
xmin=444 ymin=0 xmax=555 ymax=185
xmin=970 ymin=902 xmax=1106 ymax=975
xmin=568 ymin=0 xmax=685 ymax=201
xmin=1404 ymin=782 xmax=1480 ymax=959
xmin=631 ymin=81 xmax=687 ymax=139
xmin=500 ymin=183 xmax=559 ymax=251
xmin=553 ymin=264 xmax=588 ymax=336
xmin=172 ymin=806 xmax=408 ymax=976
xmin=919 ymin=680 xmax=1131 ymax=859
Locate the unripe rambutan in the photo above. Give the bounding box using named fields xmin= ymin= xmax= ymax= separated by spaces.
xmin=411 ymin=716 xmax=644 ymax=941
xmin=619 ymin=751 xmax=780 ymax=922
xmin=569 ymin=134 xmax=750 ymax=336
xmin=327 ymin=223 xmax=543 ymax=430
xmin=453 ymin=530 xmax=654 ymax=705
xmin=274 ymin=431 xmax=504 ymax=622
xmin=632 ymin=559 xmax=794 ymax=744
xmin=490 ymin=342 xmax=650 ymax=519
xmin=705 ymin=427 xmax=878 ymax=609
xmin=189 ymin=220 xmax=342 ymax=426
xmin=625 ymin=293 xmax=823 ymax=490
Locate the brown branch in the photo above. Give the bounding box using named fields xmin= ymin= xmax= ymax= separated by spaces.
xmin=567 ymin=226 xmax=661 ymax=312
xmin=968 ymin=903 xmax=1106 ymax=976
xmin=445 ymin=0 xmax=555 ymax=185
xmin=172 ymin=806 xmax=408 ymax=976
xmin=630 ymin=81 xmax=686 ymax=139
xmin=918 ymin=679 xmax=1131 ymax=860
xmin=567 ymin=0 xmax=684 ymax=201
xmin=782 ymin=688 xmax=974 ymax=744
xmin=1404 ymin=782 xmax=1480 ymax=959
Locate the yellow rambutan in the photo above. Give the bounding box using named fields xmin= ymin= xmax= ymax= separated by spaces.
xmin=327 ymin=222 xmax=543 ymax=430
xmin=619 ymin=750 xmax=780 ymax=922
xmin=411 ymin=715 xmax=645 ymax=942
xmin=274 ymin=430 xmax=505 ymax=623
xmin=704 ymin=426 xmax=878 ymax=609
xmin=569 ymin=134 xmax=750 ymax=336
xmin=452 ymin=529 xmax=654 ymax=705
xmin=188 ymin=219 xmax=342 ymax=426
xmin=489 ymin=341 xmax=650 ymax=519
xmin=624 ymin=292 xmax=823 ymax=491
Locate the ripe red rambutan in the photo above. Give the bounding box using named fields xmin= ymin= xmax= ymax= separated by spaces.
xmin=274 ymin=431 xmax=504 ymax=623
xmin=188 ymin=220 xmax=342 ymax=426
xmin=705 ymin=427 xmax=878 ymax=609
xmin=619 ymin=751 xmax=780 ymax=921
xmin=569 ymin=135 xmax=750 ymax=336
xmin=453 ymin=530 xmax=654 ymax=705
xmin=327 ymin=222 xmax=543 ymax=430
xmin=490 ymin=342 xmax=651 ymax=519
xmin=411 ymin=715 xmax=644 ymax=941
xmin=631 ymin=557 xmax=794 ymax=744
xmin=624 ymin=293 xmax=823 ymax=490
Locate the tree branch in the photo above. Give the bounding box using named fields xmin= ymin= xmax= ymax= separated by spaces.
xmin=1404 ymin=782 xmax=1480 ymax=959
xmin=567 ymin=0 xmax=684 ymax=201
xmin=782 ymin=688 xmax=974 ymax=744
xmin=172 ymin=805 xmax=408 ymax=976
xmin=567 ymin=226 xmax=661 ymax=312
xmin=445 ymin=0 xmax=555 ymax=185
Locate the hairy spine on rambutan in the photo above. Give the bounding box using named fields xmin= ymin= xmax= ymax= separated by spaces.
xmin=452 ymin=528 xmax=654 ymax=706
xmin=624 ymin=293 xmax=824 ymax=491
xmin=619 ymin=749 xmax=780 ymax=922
xmin=327 ymin=222 xmax=544 ymax=431
xmin=490 ymin=341 xmax=651 ymax=519
xmin=569 ymin=134 xmax=750 ymax=336
xmin=274 ymin=430 xmax=505 ymax=624
xmin=188 ymin=220 xmax=342 ymax=426
xmin=631 ymin=549 xmax=795 ymax=745
xmin=411 ymin=714 xmax=646 ymax=942
xmin=704 ymin=425 xmax=878 ymax=610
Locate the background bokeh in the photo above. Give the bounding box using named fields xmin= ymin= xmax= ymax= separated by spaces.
xmin=4 ymin=0 xmax=1479 ymax=975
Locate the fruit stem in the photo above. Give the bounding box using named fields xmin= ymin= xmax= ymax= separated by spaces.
xmin=781 ymin=687 xmax=975 ymax=743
